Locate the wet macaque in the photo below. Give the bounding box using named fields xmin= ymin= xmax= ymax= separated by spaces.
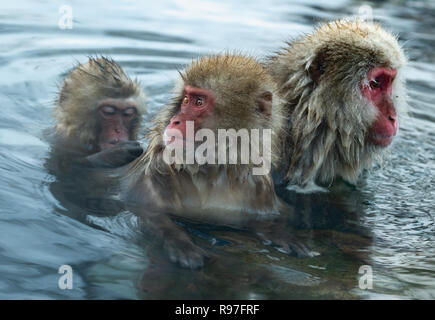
xmin=123 ymin=55 xmax=311 ymax=269
xmin=46 ymin=57 xmax=146 ymax=218
xmin=267 ymin=20 xmax=407 ymax=188
xmin=53 ymin=57 xmax=146 ymax=168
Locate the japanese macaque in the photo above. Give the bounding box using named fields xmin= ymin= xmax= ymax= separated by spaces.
xmin=267 ymin=19 xmax=407 ymax=188
xmin=122 ymin=54 xmax=311 ymax=269
xmin=53 ymin=56 xmax=146 ymax=168
xmin=46 ymin=57 xmax=146 ymax=218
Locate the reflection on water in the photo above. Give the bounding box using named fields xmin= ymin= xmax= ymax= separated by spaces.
xmin=0 ymin=0 xmax=434 ymax=299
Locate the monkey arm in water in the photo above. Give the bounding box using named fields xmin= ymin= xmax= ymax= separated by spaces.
xmin=85 ymin=141 xmax=143 ymax=168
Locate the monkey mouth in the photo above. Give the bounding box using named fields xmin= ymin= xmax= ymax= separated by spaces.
xmin=164 ymin=135 xmax=188 ymax=148
xmin=370 ymin=133 xmax=394 ymax=147
xmin=164 ymin=135 xmax=182 ymax=145
xmin=107 ymin=138 xmax=126 ymax=147
xmin=163 ymin=129 xmax=193 ymax=147
xmin=101 ymin=138 xmax=128 ymax=150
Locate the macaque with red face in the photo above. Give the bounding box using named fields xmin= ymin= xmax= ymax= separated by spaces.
xmin=51 ymin=57 xmax=146 ymax=168
xmin=97 ymin=100 xmax=138 ymax=150
xmin=163 ymin=85 xmax=216 ymax=147
xmin=122 ymin=54 xmax=311 ymax=269
xmin=266 ymin=19 xmax=407 ymax=188
xmin=361 ymin=67 xmax=399 ymax=147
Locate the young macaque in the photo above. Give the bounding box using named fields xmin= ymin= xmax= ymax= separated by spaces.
xmin=267 ymin=19 xmax=407 ymax=188
xmin=46 ymin=57 xmax=146 ymax=218
xmin=122 ymin=54 xmax=311 ymax=269
xmin=53 ymin=56 xmax=146 ymax=169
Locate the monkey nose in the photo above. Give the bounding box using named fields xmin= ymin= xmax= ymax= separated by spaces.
xmin=388 ymin=115 xmax=398 ymax=134
xmin=388 ymin=115 xmax=396 ymax=122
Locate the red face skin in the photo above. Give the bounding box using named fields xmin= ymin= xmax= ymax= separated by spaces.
xmin=97 ymin=98 xmax=138 ymax=150
xmin=164 ymin=86 xmax=216 ymax=145
xmin=362 ymin=67 xmax=398 ymax=147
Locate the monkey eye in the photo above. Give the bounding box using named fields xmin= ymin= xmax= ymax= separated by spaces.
xmin=101 ymin=105 xmax=116 ymax=116
xmin=195 ymin=97 xmax=204 ymax=107
xmin=183 ymin=96 xmax=189 ymax=104
xmin=123 ymin=107 xmax=137 ymax=117
xmin=370 ymin=79 xmax=381 ymax=89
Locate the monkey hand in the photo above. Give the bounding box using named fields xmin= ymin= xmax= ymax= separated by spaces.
xmin=163 ymin=231 xmax=208 ymax=269
xmin=86 ymin=141 xmax=143 ymax=168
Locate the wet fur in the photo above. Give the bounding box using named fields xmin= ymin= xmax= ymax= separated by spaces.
xmin=120 ymin=54 xmax=313 ymax=267
xmin=266 ymin=19 xmax=407 ymax=187
xmin=126 ymin=54 xmax=287 ymax=226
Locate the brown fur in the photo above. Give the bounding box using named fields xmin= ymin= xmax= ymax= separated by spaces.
xmin=122 ymin=54 xmax=309 ymax=268
xmin=55 ymin=57 xmax=147 ymax=150
xmin=127 ymin=54 xmax=286 ymax=223
xmin=46 ymin=57 xmax=147 ymax=220
xmin=133 ymin=54 xmax=285 ymax=176
xmin=266 ymin=19 xmax=407 ymax=187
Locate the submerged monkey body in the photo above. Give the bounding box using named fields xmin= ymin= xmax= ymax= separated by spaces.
xmin=124 ymin=164 xmax=281 ymax=228
xmin=267 ymin=20 xmax=407 ymax=187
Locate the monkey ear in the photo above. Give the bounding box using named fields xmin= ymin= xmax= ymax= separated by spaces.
xmin=256 ymin=91 xmax=273 ymax=118
xmin=309 ymin=51 xmax=326 ymax=84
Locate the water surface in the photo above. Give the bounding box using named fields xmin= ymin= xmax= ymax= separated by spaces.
xmin=0 ymin=0 xmax=434 ymax=299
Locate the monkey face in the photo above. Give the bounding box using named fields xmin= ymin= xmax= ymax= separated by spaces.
xmin=361 ymin=67 xmax=398 ymax=147
xmin=97 ymin=98 xmax=138 ymax=150
xmin=55 ymin=57 xmax=146 ymax=152
xmin=164 ymin=85 xmax=216 ymax=146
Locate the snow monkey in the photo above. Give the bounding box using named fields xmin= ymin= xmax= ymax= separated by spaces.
xmin=267 ymin=19 xmax=407 ymax=188
xmin=123 ymin=54 xmax=312 ymax=269
xmin=46 ymin=57 xmax=146 ymax=218
xmin=53 ymin=56 xmax=146 ymax=168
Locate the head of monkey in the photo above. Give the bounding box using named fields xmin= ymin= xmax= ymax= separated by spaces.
xmin=306 ymin=20 xmax=406 ymax=148
xmin=156 ymin=54 xmax=285 ymax=170
xmin=55 ymin=57 xmax=146 ymax=152
xmin=269 ymin=19 xmax=407 ymax=184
